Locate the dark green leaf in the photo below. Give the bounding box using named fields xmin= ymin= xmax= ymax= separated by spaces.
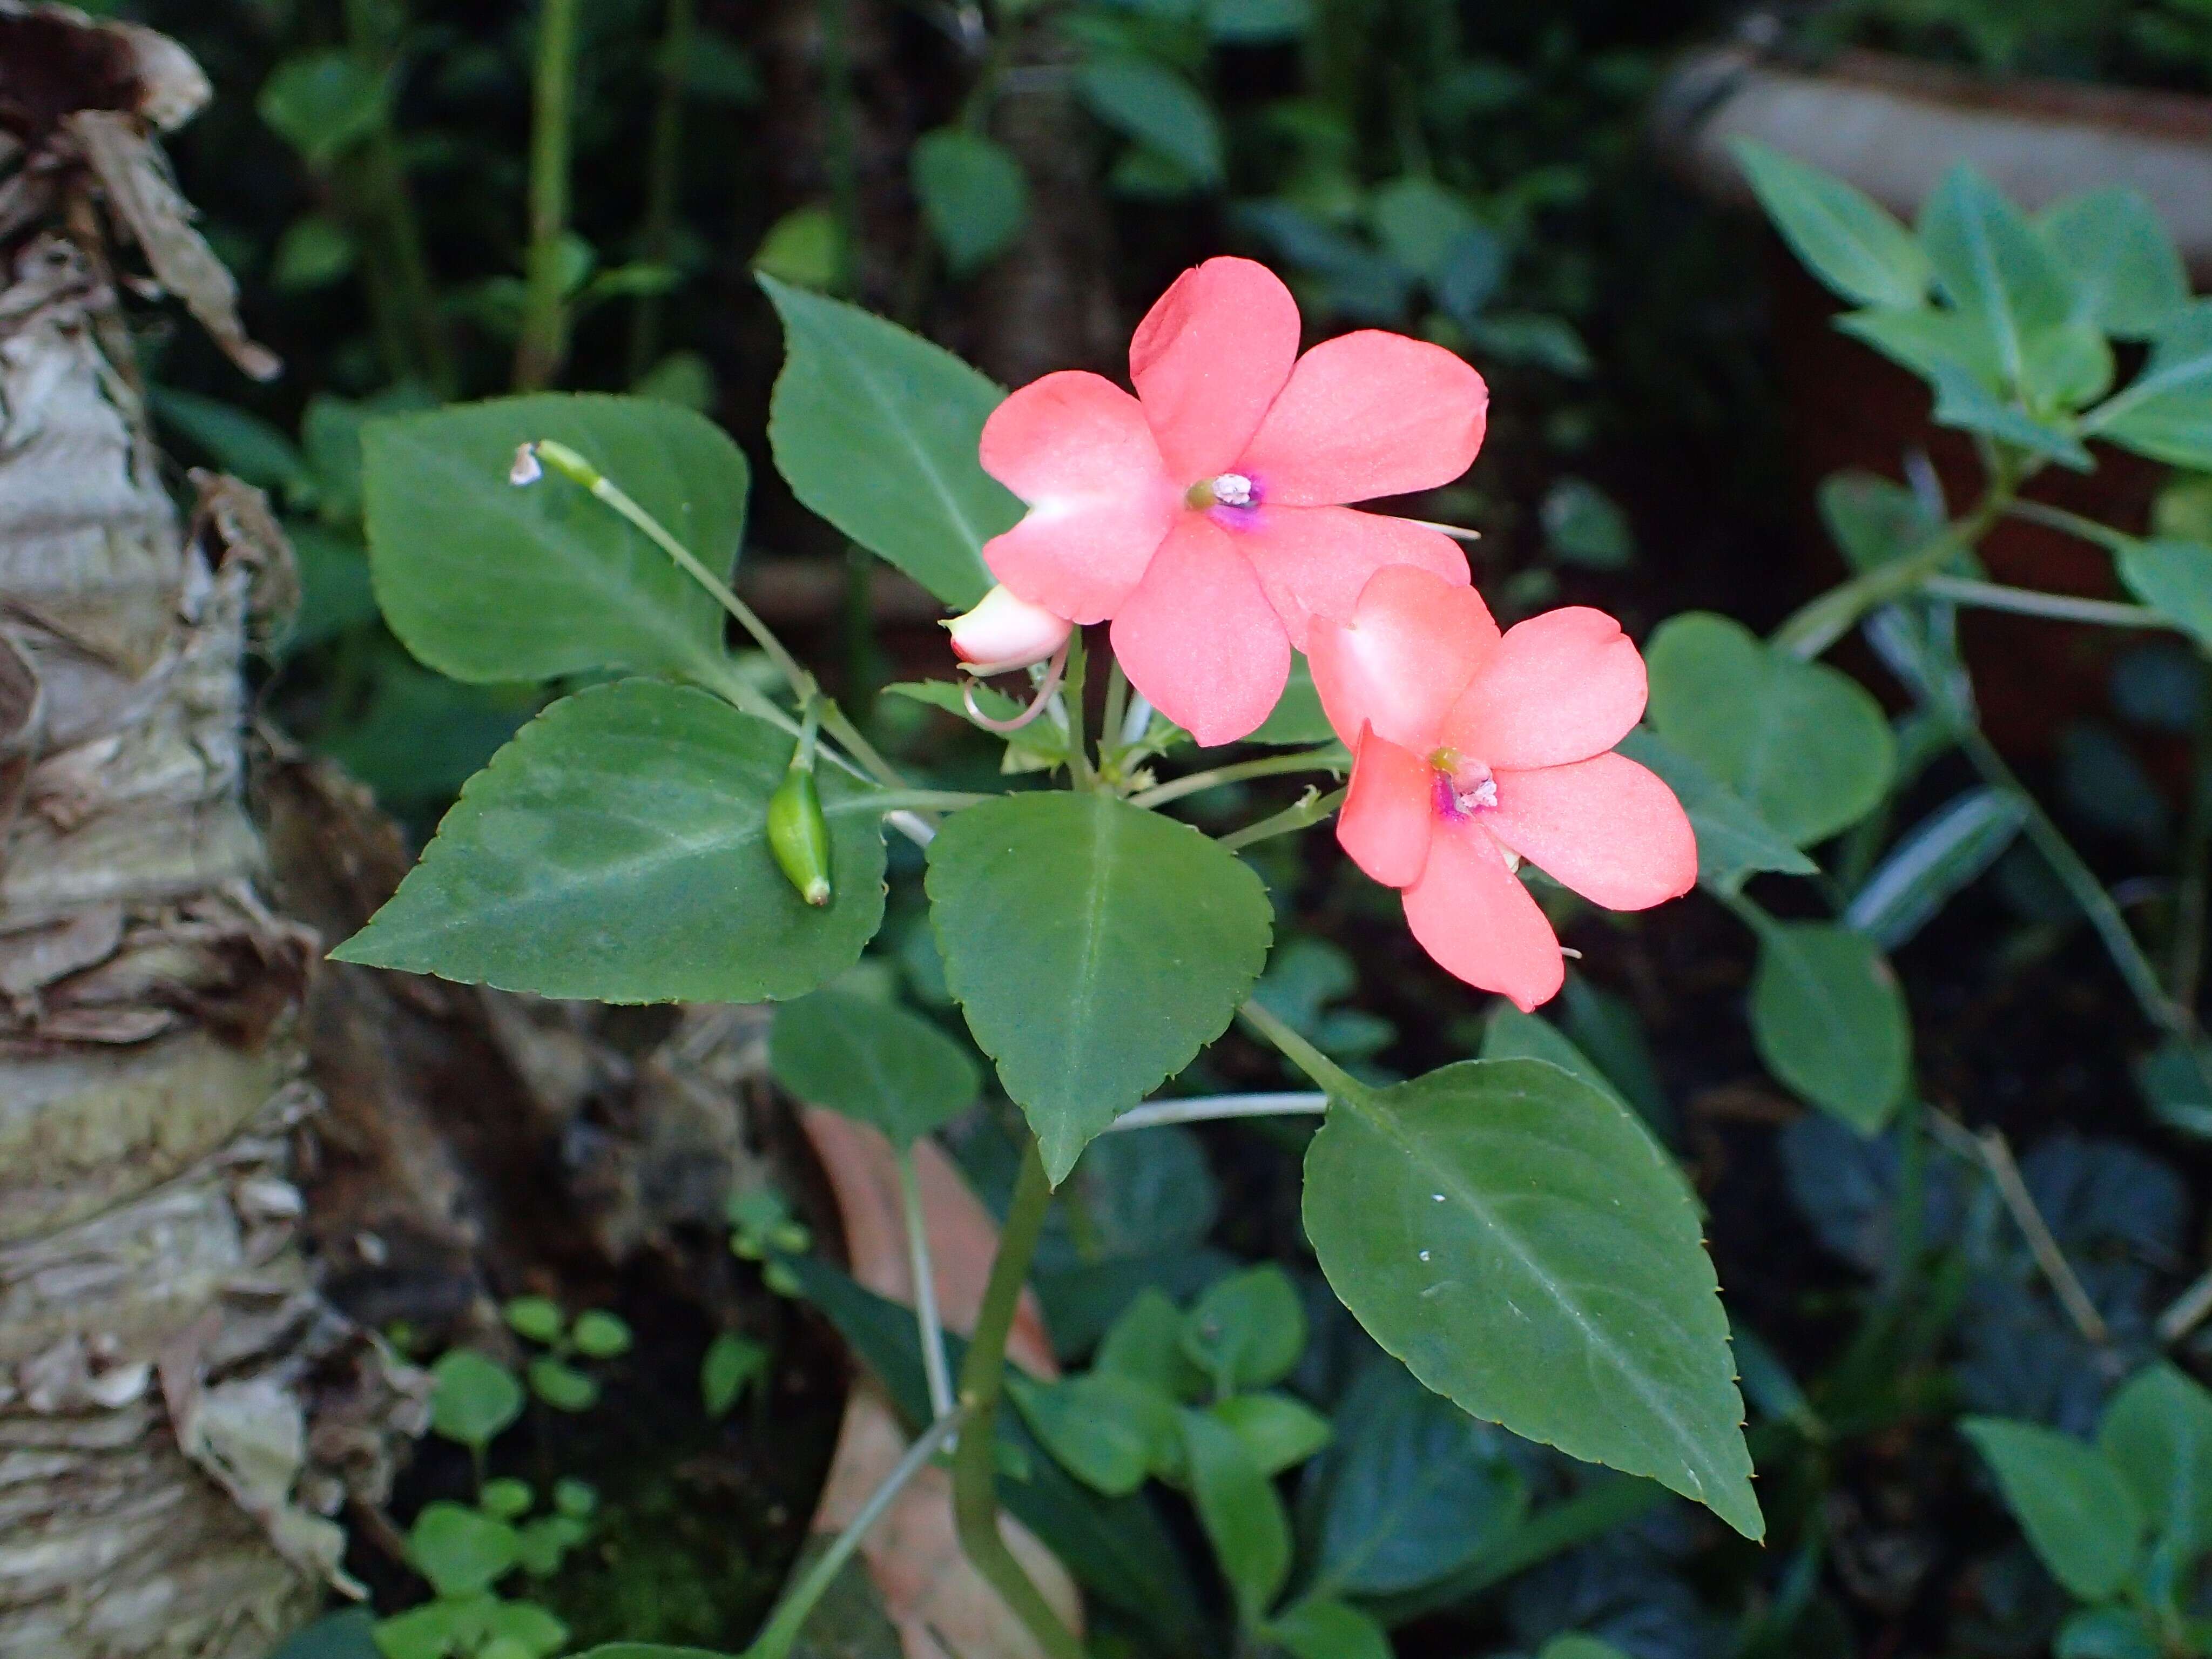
xmin=1096 ymin=1287 xmax=1209 ymax=1402
xmin=1844 ymin=788 xmax=2025 ymax=950
xmin=2097 ymin=1363 xmax=2212 ymax=1558
xmin=1919 ymin=163 xmax=2073 ymax=390
xmin=2088 ymin=301 xmax=2212 ymax=470
xmin=1303 ymin=1060 xmax=1761 ymax=1539
xmin=2117 ymin=538 xmax=2212 ymax=653
xmin=771 ymin=989 xmax=981 ymax=1147
xmin=1203 ymin=0 xmax=1310 ymax=42
xmin=1077 ymin=58 xmax=1224 ymax=187
xmin=335 ymin=682 xmax=886 ymax=1003
xmin=259 ymin=52 xmax=387 ymax=167
xmin=1181 ymin=1408 xmax=1291 ymax=1619
xmin=926 ymin=792 xmax=1272 ymax=1182
xmin=1748 ymin=920 xmax=1912 ymax=1132
xmin=2055 ymin=1607 xmax=2161 ymax=1659
xmin=1732 ymin=139 xmax=1928 ymax=309
xmin=1614 ymin=728 xmax=1816 ymax=887
xmin=912 ymin=129 xmax=1029 ymax=275
xmin=1928 ymin=360 xmax=2094 ymax=469
xmin=273 ymin=1610 xmax=379 ymax=1659
xmin=362 ymin=395 xmax=747 ymax=687
xmin=1817 ymin=469 xmax=1943 ymax=575
xmin=1180 ymin=1265 xmax=1305 ymax=1395
xmin=1961 ymin=1417 xmax=2142 ymax=1600
xmin=150 ymin=388 xmax=309 ymax=497
xmin=761 ymin=276 xmax=1017 ymax=606
xmin=1267 ymin=1599 xmax=1391 ymax=1659
xmin=1541 ymin=477 xmax=1634 ymax=569
xmin=1644 ymin=613 xmax=1894 ymax=848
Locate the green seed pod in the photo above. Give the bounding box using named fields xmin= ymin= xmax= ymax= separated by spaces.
xmin=767 ymin=765 xmax=833 ymax=907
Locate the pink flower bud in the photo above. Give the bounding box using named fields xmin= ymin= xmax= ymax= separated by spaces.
xmin=943 ymin=585 xmax=1073 ymax=675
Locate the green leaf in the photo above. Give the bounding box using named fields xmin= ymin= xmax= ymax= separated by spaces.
xmin=1541 ymin=477 xmax=1635 ymax=570
xmin=1731 ymin=139 xmax=1930 ymax=310
xmin=1209 ymin=1392 xmax=1331 ymax=1475
xmin=1368 ymin=176 xmax=1483 ymax=287
xmin=374 ymin=1599 xmax=478 ymax=1659
xmin=1249 ymin=655 xmax=1333 ymax=745
xmin=571 ymin=1310 xmax=633 ymax=1358
xmin=1010 ymin=1371 xmax=1180 ymax=1496
xmin=2056 ymin=1607 xmax=2161 ymax=1659
xmin=1180 ymin=1265 xmax=1306 ymax=1395
xmin=1837 ymin=305 xmax=2004 ymax=392
xmin=1203 ymin=0 xmax=1311 ymax=42
xmin=362 ymin=395 xmax=747 ymax=687
xmin=702 ymin=1332 xmax=768 ymax=1418
xmin=1644 ymin=613 xmax=1895 ymax=848
xmin=408 ymin=1502 xmax=520 ymax=1596
xmin=1540 ymin=1639 xmax=1631 ymax=1659
xmin=503 ymin=1296 xmax=565 ymax=1344
xmin=912 ymin=129 xmax=1029 ymax=276
xmin=1076 ymin=57 xmax=1225 ymax=188
xmin=428 ymin=1351 xmax=523 ymax=1451
xmin=555 ymin=1478 xmax=597 ymax=1518
xmin=1266 ymin=1599 xmax=1391 ymax=1659
xmin=2097 ymin=1363 xmax=2212 ymax=1558
xmin=926 ymin=792 xmax=1273 ymax=1182
xmin=1928 ymin=360 xmax=2094 ymax=470
xmin=770 ymin=988 xmax=981 ymax=1147
xmin=1615 ymin=729 xmax=1816 ymax=888
xmin=2087 ymin=301 xmax=2212 ymax=470
xmin=761 ymin=275 xmax=1017 ymax=607
xmin=1961 ymin=1417 xmax=2143 ymax=1600
xmin=149 ymin=387 xmax=310 ymax=497
xmin=260 ymin=52 xmax=387 ymax=167
xmin=1180 ymin=1407 xmax=1291 ymax=1619
xmin=276 ymin=1612 xmax=380 ymax=1659
xmin=1919 ymin=163 xmax=2073 ymax=390
xmin=751 ymin=204 xmax=842 ymax=291
xmin=1746 ymin=919 xmax=1911 ymax=1132
xmin=514 ymin=1515 xmax=590 ymax=1578
xmin=1303 ymin=1060 xmax=1761 ymax=1539
xmin=1300 ymin=1357 xmax=1525 ymax=1596
xmin=1096 ymin=1286 xmax=1208 ymax=1401
xmin=529 ymin=1356 xmax=599 ymax=1412
xmin=2039 ymin=189 xmax=2189 ymax=339
xmin=1818 ymin=469 xmax=1943 ymax=575
xmin=2118 ymin=538 xmax=2212 ymax=653
xmin=479 ymin=1478 xmax=534 ymax=1519
xmin=1844 ymin=788 xmax=2025 ymax=950
xmin=334 ymin=682 xmax=887 ymax=1002
xmin=482 ymin=1601 xmax=567 ymax=1658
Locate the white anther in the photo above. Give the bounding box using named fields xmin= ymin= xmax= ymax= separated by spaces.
xmin=1212 ymin=473 xmax=1255 ymax=507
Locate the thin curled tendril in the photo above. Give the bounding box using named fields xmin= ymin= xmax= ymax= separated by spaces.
xmin=960 ymin=642 xmax=1070 ymax=734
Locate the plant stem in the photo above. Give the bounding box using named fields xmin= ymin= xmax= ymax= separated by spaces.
xmin=1060 ymin=631 xmax=1091 ymax=790
xmin=343 ymin=0 xmax=453 ymax=396
xmin=1100 ymin=660 xmax=1129 ymax=766
xmin=1237 ymin=998 xmax=1366 ymax=1104
xmin=515 ymin=0 xmax=581 ymax=391
xmin=1127 ymin=745 xmax=1349 ymax=810
xmin=1106 ymin=1092 xmax=1329 ymax=1132
xmin=950 ymin=1141 xmax=1084 ymax=1659
xmin=896 ymin=1149 xmax=956 ymax=1424
xmin=863 ymin=789 xmax=994 ymax=813
xmin=1918 ymin=576 xmax=2175 ymax=631
xmin=2001 ymin=496 xmax=2135 ymax=552
xmin=1771 ymin=484 xmax=2013 ymax=659
xmin=627 ymin=0 xmax=695 ymax=381
xmin=1923 ymin=1111 xmax=2108 ymax=1345
xmin=1219 ymin=787 xmax=1346 ymax=852
xmin=744 ymin=1405 xmax=968 ymax=1659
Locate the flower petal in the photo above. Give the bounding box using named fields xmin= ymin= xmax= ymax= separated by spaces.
xmin=1440 ymin=607 xmax=1648 ymax=771
xmin=1129 ymin=257 xmax=1303 ymax=483
xmin=1109 ymin=516 xmax=1291 ymax=747
xmin=1235 ymin=332 xmax=1488 ymax=506
xmin=1307 ymin=564 xmax=1498 ymax=754
xmin=1338 ymin=726 xmax=1435 ymax=888
xmin=1484 ymin=753 xmax=1697 ymax=912
xmin=980 ymin=370 xmax=1181 ymax=623
xmin=1237 ymin=506 xmax=1468 ymax=652
xmin=1401 ymin=820 xmax=1563 ymax=1010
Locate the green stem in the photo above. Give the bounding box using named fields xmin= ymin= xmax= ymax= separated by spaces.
xmin=1107 ymin=1092 xmax=1328 ymax=1132
xmin=863 ymin=789 xmax=995 ymax=813
xmin=745 ymin=1405 xmax=968 ymax=1659
xmin=896 ymin=1149 xmax=956 ymax=1422
xmin=1060 ymin=631 xmax=1091 ymax=790
xmin=343 ymin=0 xmax=453 ymax=395
xmin=1237 ymin=997 xmax=1365 ymax=1104
xmin=1919 ymin=576 xmax=2174 ymax=631
xmin=1771 ymin=484 xmax=2013 ymax=659
xmin=628 ymin=0 xmax=695 ymax=380
xmin=1218 ymin=786 xmax=1345 ymax=852
xmin=2001 ymin=496 xmax=2135 ymax=552
xmin=1099 ymin=660 xmax=1130 ymax=767
xmin=950 ymin=1141 xmax=1085 ymax=1659
xmin=1127 ymin=745 xmax=1348 ymax=810
xmin=515 ymin=0 xmax=581 ymax=391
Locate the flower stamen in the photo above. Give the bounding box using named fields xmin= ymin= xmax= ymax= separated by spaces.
xmin=1185 ymin=473 xmax=1258 ymax=511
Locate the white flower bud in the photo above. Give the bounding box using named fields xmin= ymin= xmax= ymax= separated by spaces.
xmin=943 ymin=585 xmax=1073 ymax=675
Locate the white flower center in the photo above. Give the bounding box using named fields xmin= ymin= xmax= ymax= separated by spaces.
xmin=1211 ymin=473 xmax=1254 ymax=507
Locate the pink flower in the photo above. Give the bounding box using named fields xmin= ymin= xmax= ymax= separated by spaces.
xmin=1308 ymin=565 xmax=1697 ymax=1011
xmin=977 ymin=257 xmax=1489 ymax=746
xmin=945 ymin=584 xmax=1073 ymax=674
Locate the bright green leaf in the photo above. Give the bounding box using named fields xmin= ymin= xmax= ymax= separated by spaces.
xmin=1011 ymin=1371 xmax=1181 ymax=1495
xmin=272 ymin=215 xmax=358 ymax=291
xmin=2087 ymin=301 xmax=2212 ymax=470
xmin=1837 ymin=304 xmax=2005 ymax=392
xmin=926 ymin=792 xmax=1273 ymax=1182
xmin=1249 ymin=655 xmax=1333 ymax=745
xmin=571 ymin=1310 xmax=632 ymax=1358
xmin=553 ymin=1478 xmax=597 ymax=1518
xmin=1919 ymin=163 xmax=2073 ymax=390
xmin=751 ymin=205 xmax=842 ymax=291
xmin=1096 ymin=1287 xmax=1208 ymax=1401
xmin=1747 ymin=919 xmax=1911 ymax=1132
xmin=1303 ymin=1060 xmax=1761 ymax=1539
xmin=334 ymin=682 xmax=887 ymax=1003
xmin=482 ymin=1601 xmax=568 ymax=1658
xmin=1645 ymin=613 xmax=1895 ymax=848
xmin=1180 ymin=1265 xmax=1305 ymax=1395
xmin=503 ymin=1296 xmax=565 ymax=1344
xmin=1928 ymin=359 xmax=2094 ymax=469
xmin=1844 ymin=788 xmax=2025 ymax=950
xmin=1077 ymin=58 xmax=1225 ymax=187
xmin=1961 ymin=1417 xmax=2143 ymax=1600
xmin=912 ymin=129 xmax=1029 ymax=275
xmin=702 ymin=1332 xmax=770 ymax=1418
xmin=362 ymin=395 xmax=747 ymax=687
xmin=762 ymin=275 xmax=1017 ymax=607
xmin=1267 ymin=1598 xmax=1391 ymax=1659
xmin=1541 ymin=1639 xmax=1631 ymax=1659
xmin=1732 ymin=139 xmax=1930 ymax=310
xmin=529 ymin=1356 xmax=599 ymax=1412
xmin=1209 ymin=1392 xmax=1331 ymax=1475
xmin=428 ymin=1351 xmax=523 ymax=1451
xmin=1300 ymin=1357 xmax=1525 ymax=1596
xmin=407 ymin=1502 xmax=520 ymax=1597
xmin=2039 ymin=188 xmax=2188 ymax=339
xmin=1181 ymin=1408 xmax=1291 ymax=1619
xmin=770 ymin=988 xmax=981 ymax=1147
xmin=2097 ymin=1363 xmax=2212 ymax=1559
xmin=480 ymin=1478 xmax=534 ymax=1520
xmin=2119 ymin=538 xmax=2212 ymax=653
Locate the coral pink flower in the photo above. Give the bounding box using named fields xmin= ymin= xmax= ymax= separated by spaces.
xmin=977 ymin=257 xmax=1489 ymax=746
xmin=1308 ymin=565 xmax=1696 ymax=1011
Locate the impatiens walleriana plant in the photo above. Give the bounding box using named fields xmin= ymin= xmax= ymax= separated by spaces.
xmin=333 ymin=260 xmax=1764 ymax=1658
